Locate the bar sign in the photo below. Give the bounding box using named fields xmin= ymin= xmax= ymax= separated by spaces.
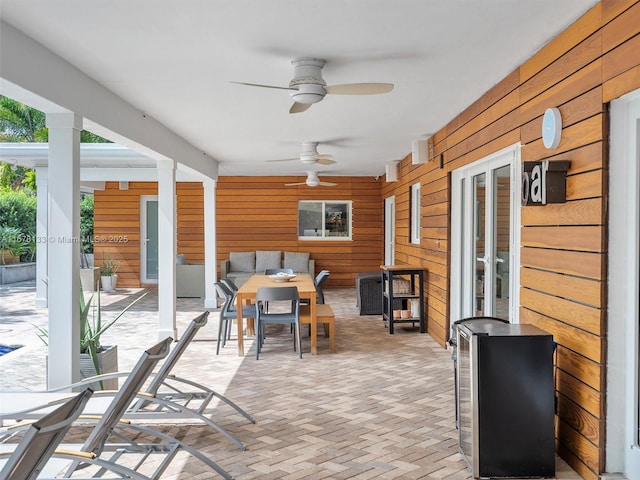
xmin=521 ymin=160 xmax=570 ymax=206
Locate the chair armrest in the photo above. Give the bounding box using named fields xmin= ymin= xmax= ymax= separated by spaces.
xmin=220 ymin=259 xmax=230 ymax=279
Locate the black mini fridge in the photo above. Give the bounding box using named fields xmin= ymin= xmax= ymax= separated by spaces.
xmin=456 ymin=322 xmax=555 ymax=479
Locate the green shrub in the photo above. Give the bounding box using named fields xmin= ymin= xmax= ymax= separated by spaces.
xmin=0 ymin=189 xmax=36 ymax=237
xmin=80 ymin=194 xmax=94 ymax=254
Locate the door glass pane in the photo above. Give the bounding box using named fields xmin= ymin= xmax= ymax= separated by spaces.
xmin=494 ymin=165 xmax=511 ymax=321
xmin=146 ymin=201 xmax=158 ymax=280
xmin=473 ymin=173 xmax=486 ymax=316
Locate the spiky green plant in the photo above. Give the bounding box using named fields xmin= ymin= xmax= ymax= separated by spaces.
xmin=34 ymin=283 xmax=148 ymax=387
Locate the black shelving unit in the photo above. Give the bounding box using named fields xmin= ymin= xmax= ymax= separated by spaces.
xmin=380 ymin=265 xmax=425 ymax=334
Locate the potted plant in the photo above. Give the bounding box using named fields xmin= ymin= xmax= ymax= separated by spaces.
xmin=35 ymin=283 xmax=147 ymax=390
xmin=0 ymin=225 xmax=26 ymax=264
xmin=100 ymin=253 xmax=120 ymax=292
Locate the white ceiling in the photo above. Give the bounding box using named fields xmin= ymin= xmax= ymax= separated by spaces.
xmin=0 ymin=0 xmax=597 ymax=179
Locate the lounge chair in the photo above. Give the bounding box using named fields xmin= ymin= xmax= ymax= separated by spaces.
xmin=0 ymin=338 xmax=234 ymax=479
xmin=1 ymin=312 xmax=254 ymax=451
xmin=0 ymin=387 xmax=154 ymax=479
xmin=0 ymin=388 xmax=93 ymax=480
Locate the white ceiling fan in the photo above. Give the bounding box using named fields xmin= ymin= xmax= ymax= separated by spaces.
xmin=285 ymin=171 xmax=338 ymax=187
xmin=266 ymin=142 xmax=336 ymax=166
xmin=234 ymin=57 xmax=394 ymax=113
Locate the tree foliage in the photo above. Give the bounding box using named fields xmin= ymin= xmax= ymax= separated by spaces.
xmin=80 ymin=194 xmax=94 ymax=253
xmin=0 ymin=189 xmax=36 ymax=236
xmin=0 ymin=97 xmax=47 ymax=142
xmin=1 ymin=96 xmax=111 ymax=143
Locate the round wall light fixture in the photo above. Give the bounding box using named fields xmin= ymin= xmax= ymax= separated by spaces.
xmin=542 ymin=107 xmax=562 ymax=149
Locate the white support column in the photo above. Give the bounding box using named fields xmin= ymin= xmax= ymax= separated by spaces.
xmin=34 ymin=165 xmax=48 ymax=308
xmin=203 ymin=178 xmax=217 ymax=308
xmin=45 ymin=112 xmax=82 ymax=389
xmin=157 ymin=159 xmax=177 ymax=340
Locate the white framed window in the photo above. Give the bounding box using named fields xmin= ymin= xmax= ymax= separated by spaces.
xmin=298 ymin=201 xmax=352 ymax=240
xmin=410 ymin=183 xmax=421 ymax=244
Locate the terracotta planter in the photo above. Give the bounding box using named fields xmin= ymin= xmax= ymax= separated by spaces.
xmin=0 ymin=250 xmax=20 ymax=265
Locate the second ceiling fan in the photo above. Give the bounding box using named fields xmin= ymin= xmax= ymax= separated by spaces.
xmin=285 ymin=171 xmax=337 ymax=187
xmin=234 ymin=57 xmax=394 ymax=113
xmin=266 ymin=142 xmax=335 ymax=166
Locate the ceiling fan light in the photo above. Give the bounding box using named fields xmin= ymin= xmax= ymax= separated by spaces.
xmin=300 ymin=156 xmax=319 ymax=164
xmin=306 ymin=177 xmax=320 ymax=187
xmin=290 ymin=84 xmax=326 ymax=104
xmin=305 ymin=171 xmax=321 ymax=187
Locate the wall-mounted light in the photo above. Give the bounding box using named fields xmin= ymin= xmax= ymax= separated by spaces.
xmin=119 ymin=181 xmax=129 ymax=190
xmin=411 ymin=138 xmax=428 ymax=164
xmin=542 ymin=107 xmax=562 ymax=149
xmin=385 ymin=161 xmax=400 ymax=182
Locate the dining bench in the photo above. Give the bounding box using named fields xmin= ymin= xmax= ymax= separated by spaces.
xmin=300 ymin=303 xmax=336 ymax=353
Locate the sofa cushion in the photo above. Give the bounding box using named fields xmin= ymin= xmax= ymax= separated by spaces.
xmin=284 ymin=251 xmax=310 ymax=273
xmin=255 ymin=250 xmax=281 ymax=273
xmin=229 ymin=251 xmax=255 ymax=273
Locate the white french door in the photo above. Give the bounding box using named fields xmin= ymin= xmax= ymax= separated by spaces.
xmin=450 ymin=145 xmax=520 ymax=323
xmin=607 ymin=88 xmax=640 ymax=478
xmin=384 ymin=196 xmax=395 ymax=265
xmin=140 ymin=196 xmax=158 ymax=284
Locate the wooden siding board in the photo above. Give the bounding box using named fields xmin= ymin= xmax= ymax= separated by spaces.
xmin=557 ymin=412 xmax=604 ymax=474
xmin=603 ymin=64 xmax=640 ymax=102
xmin=521 ymin=225 xmax=603 ymax=252
xmin=521 ymin=248 xmax=603 ymax=280
xmin=557 ymin=345 xmax=603 ymax=391
xmin=602 ymin=32 xmax=640 ymax=82
xmin=557 ymin=394 xmax=601 ymax=446
xmin=520 ymin=308 xmax=602 ymax=362
xmin=521 ymin=197 xmax=603 ymax=226
xmin=520 ymin=288 xmax=601 ymax=336
xmin=520 ymin=268 xmax=601 ymax=308
xmin=520 ymin=62 xmax=603 ymax=134
xmin=521 ymin=115 xmax=604 ymax=161
xmin=520 ymin=31 xmax=603 ymax=105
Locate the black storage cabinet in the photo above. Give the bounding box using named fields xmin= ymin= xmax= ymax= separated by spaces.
xmin=456 ymin=322 xmax=555 ymax=479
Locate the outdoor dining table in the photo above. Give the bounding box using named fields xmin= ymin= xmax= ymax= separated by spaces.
xmin=235 ymin=273 xmax=317 ymax=356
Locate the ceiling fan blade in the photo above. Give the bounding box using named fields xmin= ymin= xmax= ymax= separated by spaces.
xmin=316 ymin=158 xmax=337 ymax=166
xmin=318 ymin=181 xmax=338 ymax=187
xmin=290 ymin=102 xmax=312 ymax=114
xmin=325 ymin=83 xmax=394 ymax=95
xmin=265 ymin=158 xmax=299 ymax=163
xmin=284 ymin=182 xmax=307 ymax=186
xmin=231 ymin=81 xmax=293 ymax=91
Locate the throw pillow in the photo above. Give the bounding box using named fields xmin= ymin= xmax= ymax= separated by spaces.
xmin=176 ymin=253 xmax=188 ymax=265
xmin=229 ymin=251 xmax=255 ymax=273
xmin=284 ymin=251 xmax=310 ymax=273
xmin=255 ymin=250 xmax=281 ymax=273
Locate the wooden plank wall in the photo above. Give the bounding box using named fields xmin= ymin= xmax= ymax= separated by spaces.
xmin=94 ymin=181 xmax=204 ymax=287
xmin=381 ymin=2 xmax=640 ymax=478
xmin=216 ymin=176 xmax=383 ymax=289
